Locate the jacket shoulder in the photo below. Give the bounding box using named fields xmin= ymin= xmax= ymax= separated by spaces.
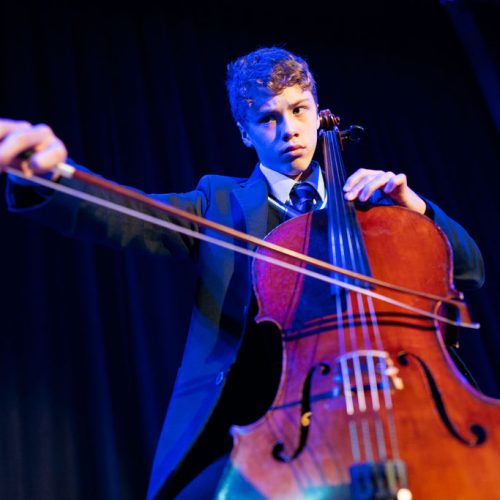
xmin=196 ymin=173 xmax=248 ymax=191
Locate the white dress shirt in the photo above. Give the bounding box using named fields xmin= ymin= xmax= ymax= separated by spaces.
xmin=259 ymin=161 xmax=327 ymax=209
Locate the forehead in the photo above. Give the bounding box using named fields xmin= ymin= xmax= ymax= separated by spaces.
xmin=247 ymin=85 xmax=316 ymax=116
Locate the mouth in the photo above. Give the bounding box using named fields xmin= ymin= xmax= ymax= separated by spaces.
xmin=281 ymin=145 xmax=305 ymax=156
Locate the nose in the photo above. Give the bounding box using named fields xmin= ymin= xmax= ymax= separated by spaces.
xmin=281 ymin=115 xmax=298 ymax=141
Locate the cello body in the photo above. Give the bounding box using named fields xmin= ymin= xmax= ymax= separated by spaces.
xmin=216 ymin=206 xmax=500 ymax=499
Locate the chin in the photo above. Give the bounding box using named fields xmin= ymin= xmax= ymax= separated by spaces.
xmin=288 ymin=160 xmax=311 ymax=176
xmin=269 ymin=158 xmax=311 ymax=177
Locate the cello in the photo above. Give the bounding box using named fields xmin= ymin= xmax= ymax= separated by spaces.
xmin=6 ymin=111 xmax=500 ymax=499
xmin=213 ymin=110 xmax=500 ymax=499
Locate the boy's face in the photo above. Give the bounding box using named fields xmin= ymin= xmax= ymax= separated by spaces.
xmin=238 ymin=85 xmax=320 ymax=178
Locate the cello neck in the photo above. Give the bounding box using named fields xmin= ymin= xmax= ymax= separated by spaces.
xmin=319 ymin=109 xmax=372 ymax=287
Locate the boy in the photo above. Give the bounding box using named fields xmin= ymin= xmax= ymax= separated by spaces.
xmin=0 ymin=47 xmax=484 ymax=498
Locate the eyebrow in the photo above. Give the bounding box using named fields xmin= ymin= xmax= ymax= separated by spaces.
xmin=257 ymin=98 xmax=313 ymax=114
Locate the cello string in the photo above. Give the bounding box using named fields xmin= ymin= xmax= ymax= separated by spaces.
xmin=325 ymin=129 xmax=371 ymax=282
xmin=326 ymin=129 xmax=377 ymax=464
xmin=365 ymin=296 xmax=393 ymax=410
xmin=361 ymin=292 xmax=390 ymax=462
xmin=326 ymin=128 xmax=397 ymax=467
xmin=350 ymin=295 xmax=400 ymax=464
xmin=348 ymin=420 xmax=362 ymax=463
xmin=346 ymin=294 xmax=367 ymax=412
xmin=375 ymin=419 xmax=388 ymax=460
xmin=324 ymin=130 xmax=365 ymax=460
xmin=362 ymin=419 xmax=374 ymax=462
xmin=356 ymin=293 xmax=380 ymax=411
xmin=325 ymin=129 xmax=372 ymax=465
xmin=365 ymin=294 xmax=402 ymax=462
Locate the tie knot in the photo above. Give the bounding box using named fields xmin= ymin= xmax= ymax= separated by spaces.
xmin=289 ymin=182 xmax=321 ymax=213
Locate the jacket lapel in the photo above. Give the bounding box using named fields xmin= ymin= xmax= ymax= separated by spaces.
xmin=231 ymin=164 xmax=270 ymax=244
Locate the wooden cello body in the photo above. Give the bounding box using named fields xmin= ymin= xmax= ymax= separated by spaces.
xmin=216 ymin=116 xmax=500 ymax=499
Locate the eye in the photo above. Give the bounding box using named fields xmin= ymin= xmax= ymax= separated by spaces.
xmin=259 ymin=114 xmax=275 ymax=124
xmin=293 ymin=106 xmax=306 ymax=115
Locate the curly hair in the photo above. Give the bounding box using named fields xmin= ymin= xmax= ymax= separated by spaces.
xmin=226 ymin=47 xmax=318 ymax=124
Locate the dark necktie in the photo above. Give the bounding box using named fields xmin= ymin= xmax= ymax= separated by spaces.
xmin=289 ymin=182 xmax=321 ymax=213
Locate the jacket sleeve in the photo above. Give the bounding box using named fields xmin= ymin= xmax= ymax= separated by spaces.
xmin=424 ymin=198 xmax=485 ymax=291
xmin=6 ymin=162 xmax=210 ymax=260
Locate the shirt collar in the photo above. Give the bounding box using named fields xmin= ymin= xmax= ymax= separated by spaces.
xmin=259 ymin=161 xmax=326 ymax=206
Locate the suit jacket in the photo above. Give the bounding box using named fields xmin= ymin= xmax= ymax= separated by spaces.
xmin=6 ymin=164 xmax=485 ymax=498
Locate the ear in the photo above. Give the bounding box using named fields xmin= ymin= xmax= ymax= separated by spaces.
xmin=237 ymin=122 xmax=253 ymax=148
xmin=316 ymin=105 xmax=321 ymax=130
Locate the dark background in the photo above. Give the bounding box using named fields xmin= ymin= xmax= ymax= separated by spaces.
xmin=1 ymin=0 xmax=499 ymax=498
